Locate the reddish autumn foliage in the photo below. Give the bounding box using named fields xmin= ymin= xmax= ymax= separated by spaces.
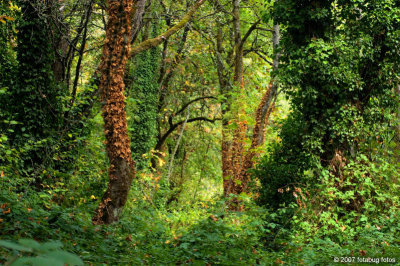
xmin=222 ymin=83 xmax=275 ymax=208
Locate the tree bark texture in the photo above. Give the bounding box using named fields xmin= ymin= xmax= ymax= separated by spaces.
xmin=131 ymin=0 xmax=148 ymax=43
xmin=93 ymin=0 xmax=135 ymax=225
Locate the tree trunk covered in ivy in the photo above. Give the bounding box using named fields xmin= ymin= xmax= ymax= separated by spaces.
xmin=2 ymin=0 xmax=69 ymax=182
xmin=0 ymin=0 xmax=98 ymax=182
xmin=257 ymin=0 xmax=400 ymax=208
xmin=127 ymin=20 xmax=161 ymax=170
xmin=92 ymin=0 xmax=206 ymax=224
xmin=236 ymin=22 xmax=280 ymax=195
xmin=222 ymin=0 xmax=277 ymax=201
xmin=93 ymin=0 xmax=135 ymax=225
xmin=221 ymin=0 xmax=243 ymax=198
xmin=12 ymin=0 xmax=63 ymax=141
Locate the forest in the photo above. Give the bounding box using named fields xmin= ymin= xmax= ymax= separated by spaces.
xmin=0 ymin=0 xmax=400 ymax=265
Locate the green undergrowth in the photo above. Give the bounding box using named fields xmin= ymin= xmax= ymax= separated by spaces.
xmin=1 ymin=116 xmax=400 ymax=265
xmin=1 ymin=126 xmax=400 ymax=265
xmin=0 ymin=130 xmax=269 ymax=265
xmin=0 ymin=179 xmax=270 ymax=265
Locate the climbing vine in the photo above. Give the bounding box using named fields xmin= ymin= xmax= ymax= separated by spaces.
xmin=127 ymin=19 xmax=161 ymax=170
xmin=11 ymin=0 xmax=65 ymax=141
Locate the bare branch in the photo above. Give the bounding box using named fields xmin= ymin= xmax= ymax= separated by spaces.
xmin=155 ymin=116 xmax=221 ymax=151
xmin=175 ymin=96 xmax=218 ymax=116
xmin=239 ymin=19 xmax=261 ymax=51
xmin=255 ymin=27 xmax=273 ymax=32
xmin=70 ymin=0 xmax=94 ymax=107
xmin=252 ymin=50 xmax=273 ymax=66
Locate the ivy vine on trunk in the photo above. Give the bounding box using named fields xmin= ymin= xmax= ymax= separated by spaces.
xmin=93 ymin=0 xmax=206 ymax=224
xmin=93 ymin=0 xmax=135 ymax=225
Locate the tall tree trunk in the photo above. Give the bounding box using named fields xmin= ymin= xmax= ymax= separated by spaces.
xmin=50 ymin=0 xmax=69 ymax=82
xmin=12 ymin=0 xmax=66 ymax=147
xmin=237 ymin=23 xmax=280 ymax=191
xmin=92 ymin=0 xmax=205 ymax=224
xmin=232 ymin=0 xmax=243 ymax=86
xmin=222 ymin=0 xmax=243 ymax=197
xmin=216 ymin=26 xmax=233 ymax=196
xmin=222 ymin=10 xmax=280 ymax=203
xmin=93 ymin=0 xmax=135 ymax=225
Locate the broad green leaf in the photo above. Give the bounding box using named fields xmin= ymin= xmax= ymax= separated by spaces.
xmin=0 ymin=240 xmax=33 ymax=252
xmin=45 ymin=251 xmax=84 ymax=265
xmin=12 ymin=257 xmax=64 ymax=266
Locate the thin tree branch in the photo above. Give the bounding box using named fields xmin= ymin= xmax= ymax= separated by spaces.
xmin=155 ymin=117 xmax=221 ymax=151
xmin=175 ymin=96 xmax=217 ymax=116
xmin=166 ymin=107 xmax=190 ymax=184
xmin=255 ymin=27 xmax=273 ymax=32
xmin=252 ymin=50 xmax=273 ymax=66
xmin=70 ymin=0 xmax=94 ymax=107
xmin=239 ymin=19 xmax=261 ymax=51
xmin=157 ymin=23 xmax=191 ymax=113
